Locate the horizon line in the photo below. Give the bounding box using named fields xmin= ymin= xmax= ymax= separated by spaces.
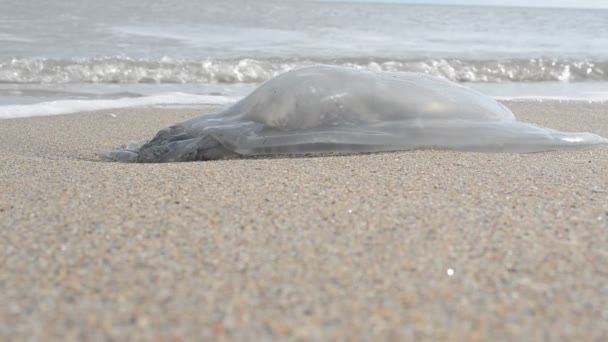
xmin=316 ymin=0 xmax=608 ymax=10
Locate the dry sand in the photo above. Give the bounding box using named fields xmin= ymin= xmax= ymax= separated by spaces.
xmin=1 ymin=101 xmax=607 ymax=340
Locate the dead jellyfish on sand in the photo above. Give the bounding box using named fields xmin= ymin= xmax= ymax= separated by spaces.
xmin=100 ymin=65 xmax=608 ymax=163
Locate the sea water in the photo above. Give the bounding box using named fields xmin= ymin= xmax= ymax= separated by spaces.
xmin=1 ymin=0 xmax=607 ymax=118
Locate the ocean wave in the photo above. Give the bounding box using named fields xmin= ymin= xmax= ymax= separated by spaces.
xmin=1 ymin=57 xmax=606 ymax=84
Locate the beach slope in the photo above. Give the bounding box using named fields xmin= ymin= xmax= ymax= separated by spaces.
xmin=1 ymin=102 xmax=607 ymax=340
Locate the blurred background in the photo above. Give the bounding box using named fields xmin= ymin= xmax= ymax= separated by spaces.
xmin=1 ymin=0 xmax=607 ymax=117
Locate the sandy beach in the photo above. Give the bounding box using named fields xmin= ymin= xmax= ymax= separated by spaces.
xmin=1 ymin=101 xmax=607 ymax=340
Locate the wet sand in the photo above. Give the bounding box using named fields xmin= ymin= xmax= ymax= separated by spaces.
xmin=1 ymin=102 xmax=607 ymax=340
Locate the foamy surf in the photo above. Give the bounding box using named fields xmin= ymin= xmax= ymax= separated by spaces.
xmin=2 ymin=57 xmax=607 ymax=84
xmin=3 ymin=91 xmax=608 ymax=120
xmin=0 ymin=92 xmax=237 ymax=119
xmin=495 ymin=96 xmax=608 ymax=103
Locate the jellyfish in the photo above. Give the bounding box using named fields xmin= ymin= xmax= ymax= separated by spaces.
xmin=100 ymin=65 xmax=608 ymax=163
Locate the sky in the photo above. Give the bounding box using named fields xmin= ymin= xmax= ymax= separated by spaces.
xmin=331 ymin=0 xmax=608 ymax=9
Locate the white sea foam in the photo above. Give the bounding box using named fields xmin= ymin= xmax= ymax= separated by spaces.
xmin=2 ymin=81 xmax=608 ymax=120
xmin=469 ymin=82 xmax=608 ymax=104
xmin=2 ymin=57 xmax=607 ymax=84
xmin=2 ymin=90 xmax=607 ymax=120
xmin=0 ymin=92 xmax=237 ymax=119
xmin=495 ymin=95 xmax=608 ymax=103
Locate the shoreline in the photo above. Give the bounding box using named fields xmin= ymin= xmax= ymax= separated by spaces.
xmin=1 ymin=101 xmax=607 ymax=340
xmin=2 ymin=81 xmax=608 ymax=120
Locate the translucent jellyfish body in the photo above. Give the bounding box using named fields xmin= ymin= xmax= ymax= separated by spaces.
xmin=101 ymin=66 xmax=608 ymax=162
